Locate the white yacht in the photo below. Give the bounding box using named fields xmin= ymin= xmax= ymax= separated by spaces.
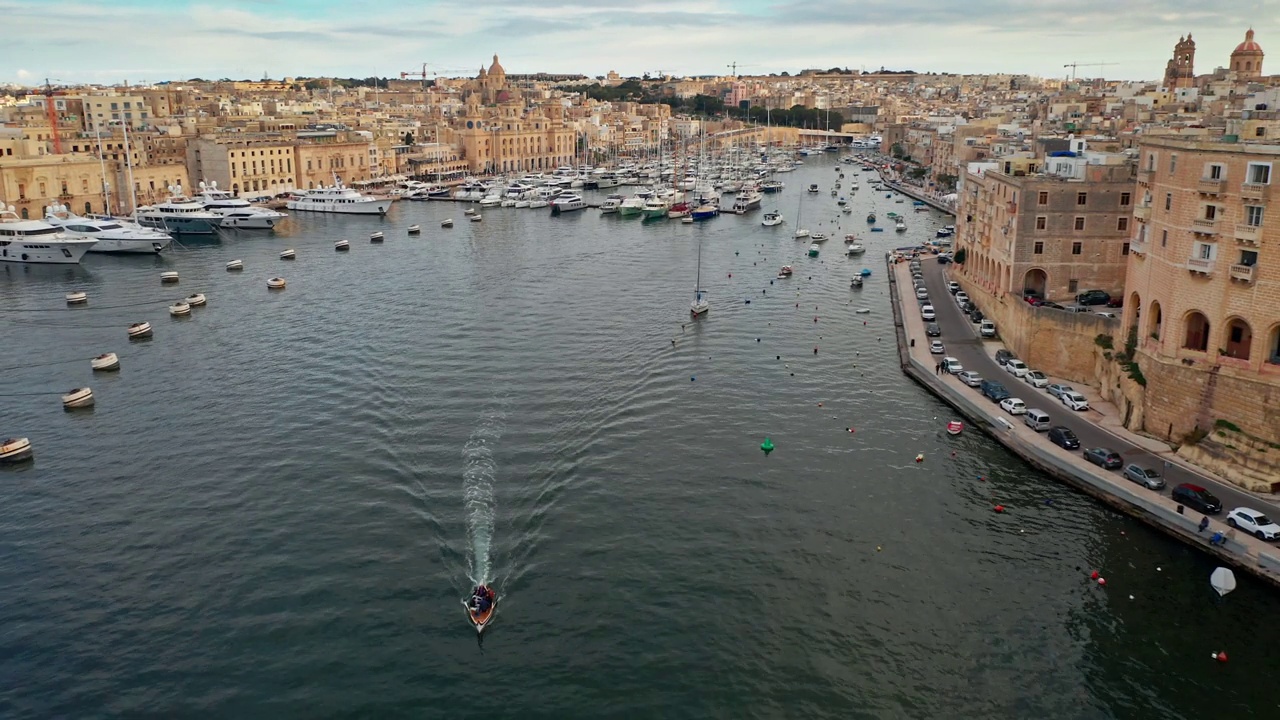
xmin=761 ymin=212 xmax=783 ymax=227
xmin=550 ymin=194 xmax=587 ymax=215
xmin=196 ymin=182 xmax=288 ymax=229
xmin=135 ymin=185 xmax=222 ymax=234
xmin=641 ymin=197 xmax=670 ymax=220
xmin=44 ymin=205 xmax=172 ymax=254
xmin=618 ymin=196 xmax=646 ymax=217
xmin=287 ymin=181 xmax=391 ymax=215
xmin=599 ymin=194 xmax=626 ymax=214
xmin=732 ymin=190 xmax=763 ymax=214
xmin=0 ymin=208 xmax=97 ymax=264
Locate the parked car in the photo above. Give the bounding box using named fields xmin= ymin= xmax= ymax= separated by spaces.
xmin=1060 ymin=391 xmax=1090 ymax=411
xmin=1024 ymin=371 xmax=1049 ymax=388
xmin=1048 ymin=425 xmax=1080 ymax=449
xmin=1076 ymin=289 xmax=1112 ymax=306
xmin=1026 ymin=296 xmax=1047 ymax=307
xmin=960 ymin=300 xmax=975 ymax=313
xmin=957 ymin=370 xmax=983 ymax=387
xmin=1023 ymin=290 xmax=1044 ymax=304
xmin=995 ymin=349 xmax=1016 ymax=366
xmin=1046 ymin=383 xmax=1074 ymax=399
xmin=981 ymin=379 xmax=1011 ymax=402
xmin=943 ymin=356 xmax=963 ymax=374
xmin=925 ymin=322 xmax=942 ymax=337
xmin=1095 ymin=311 xmax=1118 ymax=320
xmin=1024 ymin=408 xmax=1052 ymax=431
xmin=916 ymin=287 xmax=929 ymax=300
xmin=948 ymin=281 xmax=960 ymax=294
xmin=1041 ymin=301 xmax=1065 ymax=310
xmin=1123 ymin=464 xmax=1166 ymax=490
xmin=1083 ymin=447 xmax=1123 ymax=469
xmin=921 ymin=305 xmax=935 ymax=321
xmin=1172 ymin=483 xmax=1222 ymax=514
xmin=1062 ymin=304 xmax=1092 ymax=314
xmin=1105 ymin=297 xmax=1124 ymax=308
xmin=979 ymin=320 xmax=997 ymax=338
xmin=955 ymin=291 xmax=970 ymax=305
xmin=1004 ymin=359 xmax=1030 ymax=377
xmin=929 ymin=340 xmax=945 ymax=354
xmin=968 ymin=309 xmax=984 ymax=324
xmin=937 ymin=254 xmax=952 ymax=265
xmin=1226 ymin=507 xmax=1280 ymax=540
xmin=999 ymin=397 xmax=1028 ymax=415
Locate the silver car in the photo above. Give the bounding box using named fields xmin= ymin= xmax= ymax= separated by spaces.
xmin=1122 ymin=464 xmax=1165 ymax=490
xmin=956 ymin=371 xmax=983 ymax=387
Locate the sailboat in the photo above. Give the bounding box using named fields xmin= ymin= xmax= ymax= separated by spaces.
xmin=794 ymin=189 xmax=809 ymax=238
xmin=690 ymin=234 xmax=709 ymax=317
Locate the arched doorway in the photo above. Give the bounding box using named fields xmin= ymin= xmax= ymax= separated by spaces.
xmin=1183 ymin=311 xmax=1210 ymax=352
xmin=1148 ymin=301 xmax=1162 ymax=340
xmin=1023 ymin=268 xmax=1047 ymax=299
xmin=1127 ymin=292 xmax=1141 ymax=335
xmin=1224 ymin=318 xmax=1253 ymax=359
xmin=1267 ymin=324 xmax=1280 ymax=365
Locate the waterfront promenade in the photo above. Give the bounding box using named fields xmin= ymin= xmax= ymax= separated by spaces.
xmin=886 ymin=253 xmax=1280 ymax=589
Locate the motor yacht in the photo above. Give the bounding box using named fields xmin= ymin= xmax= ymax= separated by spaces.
xmin=135 ymin=185 xmax=222 ymax=234
xmin=618 ymin=196 xmax=646 ymax=217
xmin=550 ymin=194 xmax=586 ymax=215
xmin=195 ymin=182 xmax=288 ymax=229
xmin=0 ymin=209 xmax=97 ymax=263
xmin=286 ymin=181 xmax=392 ymax=215
xmin=599 ymin=194 xmax=626 ymax=214
xmin=641 ymin=197 xmax=670 ymax=220
xmin=761 ymin=212 xmax=783 ymax=227
xmin=44 ymin=204 xmax=172 ymax=254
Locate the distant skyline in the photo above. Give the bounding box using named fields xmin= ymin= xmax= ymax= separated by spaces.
xmin=2 ymin=0 xmax=1275 ymax=85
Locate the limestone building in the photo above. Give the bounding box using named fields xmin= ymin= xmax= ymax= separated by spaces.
xmin=1163 ymin=35 xmax=1196 ymax=90
xmin=187 ymin=137 xmax=297 ymax=196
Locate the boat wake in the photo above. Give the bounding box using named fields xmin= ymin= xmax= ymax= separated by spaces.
xmin=464 ymin=406 xmax=506 ymax=585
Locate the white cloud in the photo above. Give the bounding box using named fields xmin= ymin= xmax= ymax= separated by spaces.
xmin=16 ymin=69 xmax=31 ymax=79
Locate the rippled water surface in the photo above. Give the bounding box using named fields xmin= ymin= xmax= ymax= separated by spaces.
xmin=3 ymin=156 xmax=1279 ymax=719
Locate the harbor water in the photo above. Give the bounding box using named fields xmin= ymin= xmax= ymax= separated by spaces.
xmin=3 ymin=156 xmax=1279 ymax=718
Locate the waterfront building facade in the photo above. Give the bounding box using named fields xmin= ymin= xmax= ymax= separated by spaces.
xmin=187 ymin=137 xmax=297 ymax=196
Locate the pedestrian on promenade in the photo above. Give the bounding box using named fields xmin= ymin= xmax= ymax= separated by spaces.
xmin=1199 ymin=516 xmax=1210 ymax=533
xmin=934 ymin=362 xmax=940 ymax=375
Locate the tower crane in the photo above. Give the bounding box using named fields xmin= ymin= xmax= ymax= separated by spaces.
xmin=399 ymin=63 xmax=435 ymax=90
xmin=1063 ymin=61 xmax=1117 ymax=81
xmin=727 ymin=62 xmax=755 ymax=78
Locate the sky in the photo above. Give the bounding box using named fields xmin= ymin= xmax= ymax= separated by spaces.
xmin=2 ymin=0 xmax=1276 ymax=85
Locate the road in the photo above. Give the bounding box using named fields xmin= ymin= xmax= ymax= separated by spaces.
xmin=915 ymin=255 xmax=1278 ymax=518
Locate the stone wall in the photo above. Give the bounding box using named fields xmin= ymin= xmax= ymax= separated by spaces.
xmin=1136 ymin=351 xmax=1280 ymax=444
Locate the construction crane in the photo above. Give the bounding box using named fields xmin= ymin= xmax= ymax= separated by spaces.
xmin=399 ymin=63 xmax=434 ymax=90
xmin=1063 ymin=62 xmax=1117 ymax=81
xmin=727 ymin=62 xmax=754 ymax=78
xmin=43 ymin=78 xmax=65 ymax=154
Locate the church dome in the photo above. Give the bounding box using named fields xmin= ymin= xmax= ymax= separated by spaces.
xmin=488 ymin=54 xmax=505 ymax=76
xmin=1234 ymin=29 xmax=1263 ymax=54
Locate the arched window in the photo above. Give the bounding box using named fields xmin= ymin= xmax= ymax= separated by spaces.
xmin=1183 ymin=311 xmax=1210 ymax=352
xmin=85 ymin=202 xmax=92 ymax=214
xmin=20 ymin=207 xmax=28 ymax=219
xmin=1224 ymin=318 xmax=1253 ymax=360
xmin=1268 ymin=325 xmax=1280 ymax=365
xmin=1148 ymin=301 xmax=1163 ymax=340
xmin=1023 ymin=268 xmax=1047 ymax=298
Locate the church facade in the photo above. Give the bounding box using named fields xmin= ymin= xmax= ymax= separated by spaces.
xmin=453 ymin=55 xmax=579 ymax=174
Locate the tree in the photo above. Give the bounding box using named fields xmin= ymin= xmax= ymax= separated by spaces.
xmin=954 ymin=248 xmax=967 ymax=265
xmin=908 ymin=167 xmax=927 ymax=180
xmin=890 ymin=143 xmax=905 ymax=159
xmin=936 ymin=173 xmax=958 ymax=192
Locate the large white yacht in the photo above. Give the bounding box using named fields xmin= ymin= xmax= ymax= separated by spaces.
xmin=135 ymin=185 xmax=222 ymax=234
xmin=549 ymin=194 xmax=586 ymax=215
xmin=44 ymin=204 xmax=172 ymax=254
xmin=195 ymin=181 xmax=288 ymax=229
xmin=287 ymin=180 xmax=391 ymax=215
xmin=0 ymin=208 xmax=97 ymax=263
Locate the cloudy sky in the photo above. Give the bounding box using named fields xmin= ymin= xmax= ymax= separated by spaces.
xmin=2 ymin=0 xmax=1274 ymax=85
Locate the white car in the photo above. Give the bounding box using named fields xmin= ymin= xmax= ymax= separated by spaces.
xmin=1226 ymin=508 xmax=1280 ymax=540
xmin=955 ymin=291 xmax=969 ymax=305
xmin=979 ymin=320 xmax=997 ymax=338
xmin=956 ymin=370 xmax=983 ymax=387
xmin=999 ymin=397 xmax=1028 ymax=415
xmin=943 ymin=356 xmax=963 ymax=373
xmin=1096 ymin=311 xmax=1118 ymax=319
xmin=929 ymin=340 xmax=945 ymax=354
xmin=1024 ymin=370 xmax=1049 ymax=388
xmin=948 ymin=281 xmax=960 ymax=294
xmin=1004 ymin=359 xmax=1029 ymax=377
xmin=1060 ymin=391 xmax=1089 ymax=411
xmin=916 ymin=287 xmax=929 ymax=300
xmin=921 ymin=304 xmax=935 ymax=321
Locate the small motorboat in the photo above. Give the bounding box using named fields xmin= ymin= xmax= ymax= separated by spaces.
xmin=62 ymin=387 xmax=95 ymax=409
xmin=407 ymin=225 xmax=421 ymax=234
xmin=808 ymin=244 xmax=820 ymax=258
xmin=370 ymin=231 xmax=384 ymax=243
xmin=169 ymin=301 xmax=191 ymax=317
xmin=185 ymin=293 xmax=207 ymax=307
xmin=854 ymin=307 xmax=871 ymax=314
xmin=846 ymin=244 xmax=865 ymax=255
xmin=946 ymin=420 xmax=964 ymax=436
xmin=335 ymin=239 xmax=350 ymax=251
xmin=761 ymin=212 xmax=783 ymax=227
xmin=850 ymin=276 xmax=863 ymax=288
xmin=810 ymin=232 xmax=828 ymax=243
xmin=866 ymin=213 xmax=876 ymax=223
xmin=160 ymin=271 xmax=179 ymax=283
xmin=860 ymin=268 xmax=872 ymax=277
xmin=470 ymin=214 xmax=482 ymax=222
xmin=267 ymin=277 xmax=287 ymax=290
xmin=280 ymin=249 xmax=296 ymax=260
xmin=127 ymin=321 xmax=153 ymax=339
xmin=870 ymin=227 xmax=884 ymax=232
xmin=66 ymin=291 xmax=88 ymax=305
xmin=441 ymin=219 xmax=454 ymax=228
xmin=91 ymin=352 xmax=120 ymax=371
xmin=466 ymin=585 xmax=498 ymax=634
xmin=778 ymin=265 xmax=793 ymax=278
xmin=842 ymin=206 xmax=852 ymax=214
xmin=464 ymin=208 xmax=477 ymax=216
xmin=226 ymin=259 xmax=244 ymax=271
xmin=0 ymin=437 xmax=33 ymax=464
xmin=681 ymin=215 xmax=693 ymax=224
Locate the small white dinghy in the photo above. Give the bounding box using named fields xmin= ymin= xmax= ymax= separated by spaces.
xmin=441 ymin=219 xmax=454 ymax=228
xmin=280 ymin=249 xmax=296 ymax=260
xmin=66 ymin=291 xmax=88 ymax=305
xmin=169 ymin=301 xmax=192 ymax=317
xmin=1210 ymin=567 xmax=1236 ymax=597
xmin=160 ymin=271 xmax=179 ymax=283
xmin=62 ymin=387 xmax=95 ymax=409
xmin=226 ymin=259 xmax=244 ymax=271
xmin=470 ymin=214 xmax=482 ymax=222
xmin=335 ymin=239 xmax=350 ymax=251
xmin=407 ymin=224 xmax=421 ymax=234
xmin=854 ymin=308 xmax=871 ymax=314
xmin=127 ymin=321 xmax=153 ymax=338
xmin=370 ymin=231 xmax=384 ymax=243
xmin=464 ymin=208 xmax=477 ymax=216
xmin=267 ymin=277 xmax=286 ymax=290
xmin=0 ymin=437 xmax=33 ymax=464
xmin=91 ymin=352 xmax=120 ymax=371
xmin=185 ymin=293 xmax=206 ymax=307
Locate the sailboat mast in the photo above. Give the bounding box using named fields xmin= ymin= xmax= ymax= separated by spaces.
xmin=120 ymin=120 xmax=138 ymax=212
xmin=91 ymin=114 xmax=111 ymax=214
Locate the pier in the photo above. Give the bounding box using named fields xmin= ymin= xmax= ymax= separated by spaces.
xmin=880 ymin=179 xmax=956 ymax=215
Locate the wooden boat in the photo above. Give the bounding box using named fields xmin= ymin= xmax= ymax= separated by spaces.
xmin=465 ymin=588 xmax=498 ymax=633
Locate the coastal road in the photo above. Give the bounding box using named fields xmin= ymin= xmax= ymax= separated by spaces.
xmin=916 ymin=256 xmax=1279 ymax=519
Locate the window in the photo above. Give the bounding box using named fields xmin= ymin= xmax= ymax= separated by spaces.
xmin=1074 ymin=217 xmax=1085 ymax=231
xmin=1077 ymin=192 xmax=1087 ymax=205
xmin=1208 ymin=164 xmax=1224 ymax=180
xmin=1205 ymin=205 xmax=1217 ymax=220
xmin=1034 ymin=241 xmax=1044 ymax=254
xmin=1068 ymin=279 xmax=1079 ymax=293
xmin=1170 ymin=154 xmax=1177 ymax=173
xmin=1035 ymin=216 xmax=1047 ymax=230
xmin=1147 ymin=153 xmax=1157 ymax=171
xmin=1257 ymin=127 xmax=1267 ymax=138
xmin=1161 ymin=229 xmax=1168 ymax=247
xmin=1118 ymin=217 xmax=1129 ymax=232
xmin=1240 ymin=250 xmax=1258 ymax=266
xmin=1038 ymin=191 xmax=1048 ymax=205
xmin=1122 ymin=242 xmax=1131 ymax=255
xmin=1197 ymin=243 xmax=1214 ymax=260
xmin=1248 ymin=163 xmax=1272 ymax=184
xmin=1165 ymin=193 xmax=1172 ymax=210
xmin=1120 ymin=192 xmax=1131 ymax=206
xmin=1246 ymin=205 xmax=1264 ymax=226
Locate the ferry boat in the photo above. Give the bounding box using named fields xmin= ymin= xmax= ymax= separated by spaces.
xmin=0 ymin=209 xmax=97 ymax=263
xmin=195 ymin=182 xmax=288 ymax=229
xmin=135 ymin=186 xmax=222 ymax=234
xmin=44 ymin=204 xmax=172 ymax=254
xmin=550 ymin=194 xmax=587 ymax=215
xmin=286 ymin=181 xmax=391 ymax=215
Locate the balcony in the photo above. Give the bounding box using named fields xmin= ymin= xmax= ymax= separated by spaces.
xmin=1133 ymin=204 xmax=1151 ymax=221
xmin=1241 ymin=183 xmax=1270 ymax=202
xmin=1230 ymin=264 xmax=1255 ymax=283
xmin=1129 ymin=239 xmax=1147 ymax=256
xmin=1191 ymin=217 xmax=1219 ymax=235
xmin=1137 ymin=169 xmax=1152 ymax=185
xmin=1235 ymin=223 xmax=1261 ymax=246
xmin=1198 ymin=178 xmax=1225 ymax=194
xmin=1187 ymin=256 xmax=1214 ymax=275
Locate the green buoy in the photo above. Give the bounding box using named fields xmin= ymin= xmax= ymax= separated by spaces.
xmin=761 ymin=437 xmax=775 ymax=455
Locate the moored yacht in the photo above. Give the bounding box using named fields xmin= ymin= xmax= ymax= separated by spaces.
xmin=550 ymin=194 xmax=586 ymax=215
xmin=195 ymin=181 xmax=288 ymax=229
xmin=641 ymin=196 xmax=670 ymax=220
xmin=287 ymin=180 xmax=391 ymax=215
xmin=599 ymin=194 xmax=626 ymax=214
xmin=618 ymin=196 xmax=645 ymax=217
xmin=44 ymin=204 xmax=172 ymax=254
xmin=0 ymin=209 xmax=97 ymax=263
xmin=135 ymin=185 xmax=221 ymax=234
xmin=761 ymin=211 xmax=783 ymax=226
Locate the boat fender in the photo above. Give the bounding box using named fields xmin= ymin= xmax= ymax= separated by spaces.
xmin=1213 ymin=652 xmax=1229 ymax=663
xmin=993 ymin=505 xmax=1005 ymax=513
xmin=915 ymin=453 xmax=924 ymax=463
xmin=1097 ymin=578 xmax=1107 ymax=586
